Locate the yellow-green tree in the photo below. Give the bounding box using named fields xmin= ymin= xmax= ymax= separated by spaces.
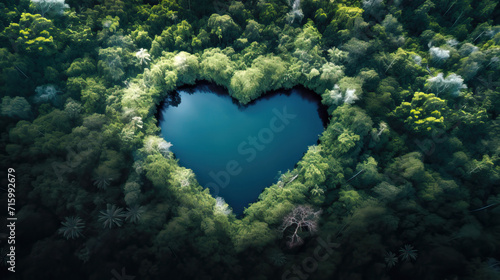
xmin=393 ymin=92 xmax=449 ymax=136
xmin=3 ymin=13 xmax=59 ymax=56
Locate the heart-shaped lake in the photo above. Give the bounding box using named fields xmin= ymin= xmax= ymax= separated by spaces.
xmin=158 ymin=84 xmax=328 ymax=214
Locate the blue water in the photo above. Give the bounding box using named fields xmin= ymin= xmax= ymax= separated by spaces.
xmin=158 ymin=84 xmax=327 ymax=214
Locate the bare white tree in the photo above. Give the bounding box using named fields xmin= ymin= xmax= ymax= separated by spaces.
xmin=429 ymin=47 xmax=450 ymax=63
xmin=214 ymin=197 xmax=232 ymax=216
xmin=135 ymin=48 xmax=151 ymax=65
xmin=281 ymin=205 xmax=321 ymax=248
xmin=287 ymin=0 xmax=304 ymax=24
xmin=31 ymin=0 xmax=69 ymax=17
xmin=427 ymin=73 xmax=467 ymax=97
xmin=343 ymin=88 xmax=359 ymax=104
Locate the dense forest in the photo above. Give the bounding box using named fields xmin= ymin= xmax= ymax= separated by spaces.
xmin=0 ymin=0 xmax=499 ymax=279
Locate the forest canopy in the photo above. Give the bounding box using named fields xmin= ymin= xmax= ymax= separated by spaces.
xmin=0 ymin=0 xmax=499 ymax=279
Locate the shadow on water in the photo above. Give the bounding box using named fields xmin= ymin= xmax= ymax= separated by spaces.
xmin=156 ymin=81 xmax=330 ymax=127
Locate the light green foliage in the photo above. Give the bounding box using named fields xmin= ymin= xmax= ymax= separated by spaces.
xmin=318 ymin=62 xmax=345 ymax=92
xmin=207 ymin=14 xmax=241 ymax=45
xmin=151 ymin=20 xmax=193 ymax=55
xmin=246 ymin=183 xmax=306 ymax=225
xmin=199 ymin=48 xmax=235 ymax=86
xmin=330 ymin=104 xmax=373 ymax=137
xmin=228 ymin=1 xmax=250 ymax=25
xmin=163 ymin=70 xmax=178 ymax=91
xmin=388 ymin=152 xmax=425 ymax=182
xmin=232 ymin=219 xmax=274 ymax=252
xmin=66 ymin=57 xmax=96 ymax=78
xmin=3 ymin=13 xmax=59 ymax=56
xmin=314 ymin=8 xmax=328 ymax=27
xmin=326 ymin=5 xmax=364 ymax=35
xmin=102 ymin=15 xmax=120 ymax=32
xmin=374 ymin=48 xmax=425 ymax=87
xmin=328 ymin=47 xmax=348 ymax=65
xmin=170 ymin=167 xmax=195 ymax=188
xmin=321 ymin=76 xmax=363 ymax=109
xmin=251 ymin=55 xmax=287 ymax=90
xmin=342 ymin=37 xmax=372 ymax=66
xmin=256 ymin=1 xmax=279 ymax=25
xmin=173 ymin=51 xmax=199 ymax=85
xmin=141 ymin=135 xmax=172 ymax=157
xmin=143 ymin=153 xmax=176 ymax=188
xmin=320 ymin=105 xmax=372 ymax=159
xmin=336 ymin=129 xmax=361 ymax=155
xmin=467 ymin=154 xmax=500 ymax=184
xmin=339 ymin=188 xmax=363 ymax=210
xmin=191 ymin=28 xmax=210 ymax=51
xmin=380 ymin=14 xmax=404 ymax=48
xmin=291 ymin=21 xmax=327 ymax=89
xmin=227 ymin=50 xmax=287 ymax=103
xmin=298 ymin=146 xmax=329 ymax=186
xmin=338 ymin=76 xmax=363 ymax=99
xmin=458 ymin=50 xmax=486 ymax=81
xmin=240 ymin=41 xmax=267 ymax=65
xmin=393 ymin=92 xmax=449 ymax=136
xmin=63 ymin=98 xmax=82 ymax=120
xmin=293 ymin=20 xmax=321 ymax=50
xmin=354 ymin=157 xmax=383 ymax=187
xmin=131 ymin=30 xmax=152 ymax=49
xmin=81 ymin=78 xmax=106 ymax=113
xmin=373 ymin=182 xmax=402 ymax=202
xmin=243 ymin=20 xmax=262 ymax=42
xmin=98 ymin=45 xmax=134 ymax=82
xmin=229 ymin=67 xmax=263 ymax=104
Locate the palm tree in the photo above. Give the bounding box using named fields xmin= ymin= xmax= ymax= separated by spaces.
xmin=136 ymin=48 xmax=151 ymax=65
xmin=93 ymin=174 xmax=114 ymax=190
xmin=384 ymin=251 xmax=398 ymax=267
xmin=310 ymin=185 xmax=324 ymax=196
xmin=98 ymin=204 xmax=125 ymax=228
xmin=125 ymin=204 xmax=146 ymax=223
xmin=58 ymin=216 xmax=85 ymax=239
xmin=399 ymin=244 xmax=418 ymax=261
xmin=266 ymin=249 xmax=287 ymax=266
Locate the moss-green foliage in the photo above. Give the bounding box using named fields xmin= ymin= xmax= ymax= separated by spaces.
xmin=393 ymin=92 xmax=449 ymax=136
xmin=1 ymin=0 xmax=499 ymax=279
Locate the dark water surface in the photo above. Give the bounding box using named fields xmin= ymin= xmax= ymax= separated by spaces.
xmin=158 ymin=84 xmax=328 ymax=214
